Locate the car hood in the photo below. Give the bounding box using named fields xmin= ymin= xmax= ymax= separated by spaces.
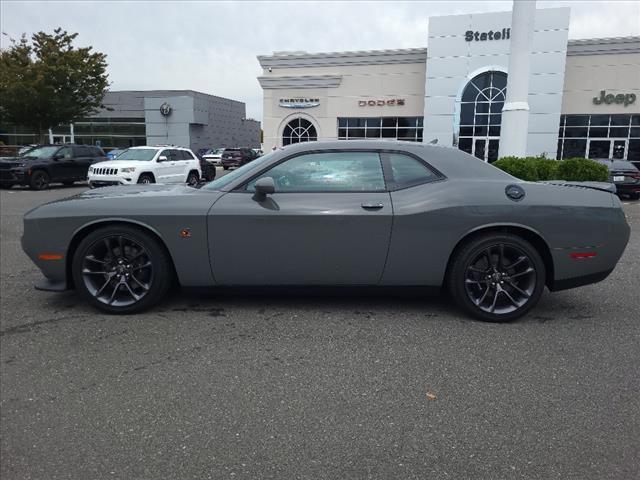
xmin=91 ymin=160 xmax=149 ymax=169
xmin=80 ymin=183 xmax=197 ymax=199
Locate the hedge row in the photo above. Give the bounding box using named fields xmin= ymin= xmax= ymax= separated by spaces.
xmin=492 ymin=156 xmax=609 ymax=182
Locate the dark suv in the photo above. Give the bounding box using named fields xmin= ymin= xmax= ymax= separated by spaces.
xmin=0 ymin=144 xmax=106 ymax=190
xmin=595 ymin=158 xmax=640 ymax=200
xmin=221 ymin=148 xmax=258 ymax=170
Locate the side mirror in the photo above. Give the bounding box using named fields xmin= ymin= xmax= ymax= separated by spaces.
xmin=158 ymin=155 xmax=167 ymax=162
xmin=53 ymin=153 xmax=63 ymax=160
xmin=254 ymin=177 xmax=275 ymax=200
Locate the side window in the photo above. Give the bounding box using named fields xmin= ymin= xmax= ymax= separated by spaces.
xmin=57 ymin=147 xmax=73 ymax=159
xmin=245 ymin=152 xmax=385 ymax=192
xmin=73 ymin=146 xmax=91 ymax=157
xmin=181 ymin=150 xmax=195 ymax=160
xmin=170 ymin=150 xmax=182 ymax=161
xmin=386 ymin=153 xmax=437 ymax=189
xmin=159 ymin=149 xmax=171 ymax=161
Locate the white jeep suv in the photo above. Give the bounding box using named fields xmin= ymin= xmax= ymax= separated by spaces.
xmin=88 ymin=146 xmax=201 ymax=188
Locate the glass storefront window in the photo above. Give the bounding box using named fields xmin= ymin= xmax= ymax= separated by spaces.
xmin=336 ymin=117 xmax=424 ymax=142
xmin=557 ymin=114 xmax=639 ymax=160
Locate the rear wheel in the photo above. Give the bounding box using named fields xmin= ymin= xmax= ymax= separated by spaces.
xmin=29 ymin=170 xmax=50 ymax=190
xmin=137 ymin=173 xmax=154 ymax=184
xmin=223 ymin=166 xmax=229 ymax=171
xmin=447 ymin=233 xmax=545 ymax=322
xmin=186 ymin=170 xmax=199 ymax=186
xmin=72 ymin=225 xmax=173 ymax=314
xmin=628 ymin=193 xmax=640 ymax=201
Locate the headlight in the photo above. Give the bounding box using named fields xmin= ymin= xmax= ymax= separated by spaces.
xmin=88 ymin=167 xmax=94 ymax=173
xmin=120 ymin=167 xmax=136 ymax=173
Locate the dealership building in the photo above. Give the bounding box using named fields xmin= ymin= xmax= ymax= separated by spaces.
xmin=0 ymin=90 xmax=261 ymax=152
xmin=258 ymin=7 xmax=639 ymax=162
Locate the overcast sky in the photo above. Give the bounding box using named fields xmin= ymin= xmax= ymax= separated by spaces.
xmin=1 ymin=1 xmax=638 ymax=121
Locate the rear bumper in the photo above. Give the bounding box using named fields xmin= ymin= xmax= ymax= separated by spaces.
xmin=614 ymin=183 xmax=640 ymax=195
xmin=549 ymin=269 xmax=613 ymax=291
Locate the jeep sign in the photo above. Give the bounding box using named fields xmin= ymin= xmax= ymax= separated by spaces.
xmin=592 ymin=90 xmax=637 ymax=107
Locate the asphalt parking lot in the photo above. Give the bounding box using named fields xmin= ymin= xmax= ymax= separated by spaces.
xmin=1 ymin=181 xmax=639 ymax=480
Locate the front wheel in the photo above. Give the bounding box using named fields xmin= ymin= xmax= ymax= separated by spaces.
xmin=137 ymin=174 xmax=154 ymax=184
xmin=29 ymin=170 xmax=50 ymax=190
xmin=72 ymin=225 xmax=173 ymax=314
xmin=447 ymin=233 xmax=546 ymax=322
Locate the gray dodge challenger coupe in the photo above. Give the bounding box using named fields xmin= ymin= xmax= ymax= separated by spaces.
xmin=22 ymin=141 xmax=630 ymax=322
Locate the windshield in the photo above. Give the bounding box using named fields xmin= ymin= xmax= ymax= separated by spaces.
xmin=113 ymin=149 xmax=158 ymax=161
xmin=203 ymin=150 xmax=278 ymax=191
xmin=22 ymin=146 xmax=59 ymax=158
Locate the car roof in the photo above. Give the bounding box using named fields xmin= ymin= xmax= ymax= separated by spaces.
xmin=274 ymin=140 xmax=512 ymax=180
xmin=594 ymin=159 xmax=639 ymax=171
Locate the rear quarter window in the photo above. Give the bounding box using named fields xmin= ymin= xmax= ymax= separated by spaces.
xmin=384 ymin=153 xmax=439 ymax=189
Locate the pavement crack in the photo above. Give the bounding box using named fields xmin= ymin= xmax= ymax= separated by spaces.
xmin=0 ymin=315 xmax=83 ymax=336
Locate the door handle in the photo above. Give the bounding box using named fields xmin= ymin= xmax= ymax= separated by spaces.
xmin=361 ymin=203 xmax=384 ymax=210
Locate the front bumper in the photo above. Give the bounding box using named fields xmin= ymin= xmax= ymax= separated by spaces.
xmin=0 ymin=168 xmax=27 ymax=185
xmin=88 ymin=174 xmax=132 ymax=188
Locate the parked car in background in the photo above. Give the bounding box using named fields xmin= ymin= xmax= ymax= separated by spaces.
xmin=198 ymin=156 xmax=216 ymax=182
xmin=630 ymin=160 xmax=640 ymax=172
xmin=221 ymin=148 xmax=257 ymax=170
xmin=106 ymin=149 xmax=125 ymax=160
xmin=0 ymin=144 xmax=106 ymax=190
xmin=87 ymin=146 xmax=202 ymax=188
xmin=594 ymin=159 xmax=640 ymax=200
xmin=203 ymin=148 xmax=225 ymax=166
xmin=252 ymin=148 xmax=264 ymax=158
xmin=22 ymin=141 xmax=630 ymax=321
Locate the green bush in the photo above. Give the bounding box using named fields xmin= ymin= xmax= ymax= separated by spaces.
xmin=493 ymin=156 xmax=607 ymax=182
xmin=555 ymin=157 xmax=609 ymax=182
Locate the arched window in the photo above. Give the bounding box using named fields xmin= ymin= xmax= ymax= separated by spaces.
xmin=282 ymin=118 xmax=318 ymax=146
xmin=458 ymin=71 xmax=507 ymax=162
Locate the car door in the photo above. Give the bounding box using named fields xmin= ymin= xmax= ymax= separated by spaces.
xmin=71 ymin=146 xmax=92 ymax=179
xmin=154 ymin=149 xmax=174 ymax=183
xmin=178 ymin=149 xmax=195 ymax=182
xmin=50 ymin=146 xmax=74 ymax=181
xmin=208 ymin=150 xmax=393 ymax=285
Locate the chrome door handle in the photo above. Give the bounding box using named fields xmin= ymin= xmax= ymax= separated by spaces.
xmin=361 ymin=203 xmax=384 ymax=210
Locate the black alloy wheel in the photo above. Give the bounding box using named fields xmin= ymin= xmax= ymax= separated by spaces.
xmin=72 ymin=226 xmax=173 ymax=314
xmin=29 ymin=170 xmax=50 ymax=190
xmin=448 ymin=233 xmax=545 ymax=322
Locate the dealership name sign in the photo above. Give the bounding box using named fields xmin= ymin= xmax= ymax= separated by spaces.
xmin=592 ymin=90 xmax=636 ymax=107
xmin=465 ymin=28 xmax=511 ymax=42
xmin=279 ymin=98 xmax=320 ymax=108
xmin=358 ymin=99 xmax=406 ymax=107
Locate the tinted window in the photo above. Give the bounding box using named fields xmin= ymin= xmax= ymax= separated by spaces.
xmin=387 ymin=153 xmax=436 ymax=188
xmin=246 ymin=152 xmax=385 ymax=192
xmin=58 ymin=147 xmax=73 ymax=159
xmin=73 ymin=146 xmax=91 ymax=156
xmin=179 ymin=150 xmax=195 ymax=160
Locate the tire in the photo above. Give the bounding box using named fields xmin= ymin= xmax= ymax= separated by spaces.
xmin=0 ymin=184 xmax=13 ymax=189
xmin=447 ymin=233 xmax=546 ymax=322
xmin=29 ymin=170 xmax=50 ymax=190
xmin=72 ymin=225 xmax=173 ymax=314
xmin=137 ymin=173 xmax=154 ymax=184
xmin=628 ymin=193 xmax=640 ymax=201
xmin=186 ymin=171 xmax=199 ymax=186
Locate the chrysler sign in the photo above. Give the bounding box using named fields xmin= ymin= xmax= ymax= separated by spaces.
xmin=279 ymin=98 xmax=320 ymax=108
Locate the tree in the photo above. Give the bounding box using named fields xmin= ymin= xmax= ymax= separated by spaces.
xmin=0 ymin=28 xmax=109 ymax=143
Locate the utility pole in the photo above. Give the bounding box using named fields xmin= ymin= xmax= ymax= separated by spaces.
xmin=498 ymin=0 xmax=536 ymax=158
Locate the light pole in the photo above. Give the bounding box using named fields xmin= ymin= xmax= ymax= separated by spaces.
xmin=498 ymin=0 xmax=536 ymax=159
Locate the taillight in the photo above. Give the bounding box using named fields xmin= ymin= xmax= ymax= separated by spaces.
xmin=570 ymin=252 xmax=597 ymax=260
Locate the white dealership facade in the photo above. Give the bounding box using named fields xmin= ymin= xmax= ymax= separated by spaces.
xmin=258 ymin=7 xmax=639 ymax=162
